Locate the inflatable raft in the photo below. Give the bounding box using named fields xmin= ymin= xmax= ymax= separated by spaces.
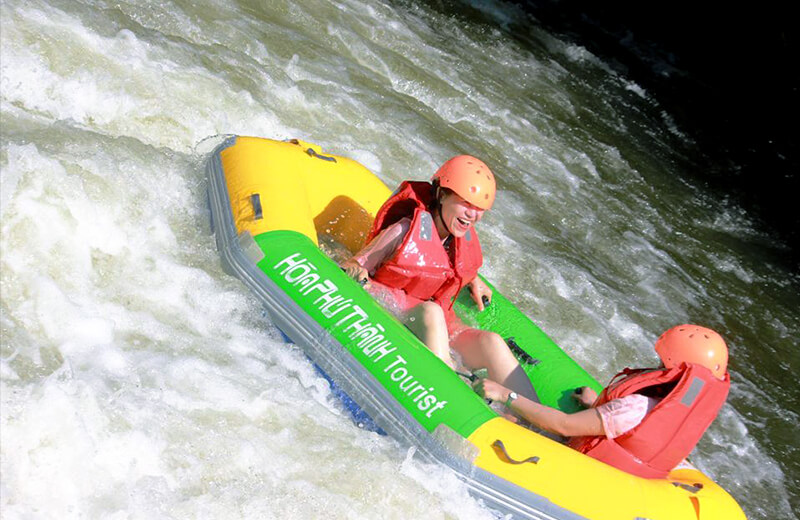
xmin=205 ymin=135 xmax=746 ymax=520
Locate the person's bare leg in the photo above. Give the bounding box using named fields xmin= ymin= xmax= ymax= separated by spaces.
xmin=404 ymin=302 xmax=454 ymax=368
xmin=453 ymin=329 xmax=538 ymax=402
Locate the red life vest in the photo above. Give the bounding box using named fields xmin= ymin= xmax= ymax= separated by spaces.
xmin=569 ymin=363 xmax=730 ymax=478
xmin=368 ymin=181 xmax=483 ymax=312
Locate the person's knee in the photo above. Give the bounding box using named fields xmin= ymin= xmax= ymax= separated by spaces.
xmin=478 ymin=332 xmax=516 ymax=362
xmin=418 ymin=301 xmax=446 ymax=327
xmin=478 ymin=331 xmax=506 ymax=350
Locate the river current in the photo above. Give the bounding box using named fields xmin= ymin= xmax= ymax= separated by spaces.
xmin=1 ymin=1 xmax=798 ymax=519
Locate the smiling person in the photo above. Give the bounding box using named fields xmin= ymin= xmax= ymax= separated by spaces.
xmin=473 ymin=325 xmax=731 ymax=478
xmin=341 ymin=156 xmax=538 ymax=402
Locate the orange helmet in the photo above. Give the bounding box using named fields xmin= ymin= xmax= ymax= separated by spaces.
xmin=654 ymin=325 xmax=729 ymax=379
xmin=432 ymin=155 xmax=496 ymax=210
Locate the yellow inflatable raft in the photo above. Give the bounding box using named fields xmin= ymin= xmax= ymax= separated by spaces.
xmin=205 ymin=135 xmax=747 ymax=520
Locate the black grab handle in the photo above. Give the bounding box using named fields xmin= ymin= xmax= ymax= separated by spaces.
xmin=505 ymin=337 xmax=540 ymax=366
xmin=306 ymin=147 xmax=337 ymax=162
xmin=250 ymin=193 xmax=263 ymax=220
xmin=492 ymin=440 xmax=539 ymax=465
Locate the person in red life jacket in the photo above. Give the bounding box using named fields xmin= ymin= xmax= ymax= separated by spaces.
xmin=473 ymin=325 xmax=731 ymax=478
xmin=341 ymin=155 xmax=538 ymax=402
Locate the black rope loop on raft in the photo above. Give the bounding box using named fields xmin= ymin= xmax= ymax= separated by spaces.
xmin=491 ymin=439 xmax=540 ymax=465
xmin=305 ymin=147 xmax=337 ymax=162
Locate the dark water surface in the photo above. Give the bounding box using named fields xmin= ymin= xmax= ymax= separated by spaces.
xmin=500 ymin=0 xmax=800 ymax=265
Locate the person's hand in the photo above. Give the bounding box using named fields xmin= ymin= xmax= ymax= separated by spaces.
xmin=573 ymin=386 xmax=598 ymax=408
xmin=342 ymin=260 xmax=369 ymax=285
xmin=472 ymin=378 xmax=510 ymax=402
xmin=468 ymin=277 xmax=492 ymax=311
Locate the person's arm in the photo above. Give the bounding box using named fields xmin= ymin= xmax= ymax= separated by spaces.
xmin=341 ymin=219 xmax=410 ymax=283
xmin=474 ymin=379 xmax=605 ymax=437
xmin=466 ymin=276 xmax=493 ymax=311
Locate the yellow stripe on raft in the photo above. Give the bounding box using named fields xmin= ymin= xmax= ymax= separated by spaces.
xmin=467 ymin=418 xmax=746 ymax=520
xmin=220 ymin=136 xmax=391 ymax=251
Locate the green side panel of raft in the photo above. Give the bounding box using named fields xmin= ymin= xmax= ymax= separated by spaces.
xmin=251 ymin=228 xmax=603 ymax=439
xmin=454 ymin=285 xmax=603 ymax=413
xmin=253 ymin=230 xmax=497 ymax=438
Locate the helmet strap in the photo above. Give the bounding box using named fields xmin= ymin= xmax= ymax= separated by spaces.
xmin=430 ymin=181 xmax=454 ymax=238
xmin=432 ymin=200 xmax=452 ymax=239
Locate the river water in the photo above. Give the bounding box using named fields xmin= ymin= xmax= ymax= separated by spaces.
xmin=1 ymin=1 xmax=797 ymax=519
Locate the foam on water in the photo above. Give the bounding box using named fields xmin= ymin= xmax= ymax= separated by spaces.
xmin=2 ymin=0 xmax=798 ymax=518
xmin=0 ymin=131 xmax=498 ymax=519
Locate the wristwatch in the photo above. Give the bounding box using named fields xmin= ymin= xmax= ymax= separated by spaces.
xmin=504 ymin=391 xmax=518 ymax=409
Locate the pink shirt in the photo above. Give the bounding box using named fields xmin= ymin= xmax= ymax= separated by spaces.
xmin=596 ymin=394 xmax=660 ymax=439
xmin=351 ymin=218 xmax=411 ymax=274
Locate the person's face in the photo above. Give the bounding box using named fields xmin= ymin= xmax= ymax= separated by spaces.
xmin=439 ymin=190 xmax=485 ymax=237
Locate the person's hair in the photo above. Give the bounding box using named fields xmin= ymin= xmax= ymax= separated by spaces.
xmin=430 ymin=180 xmax=455 ymax=211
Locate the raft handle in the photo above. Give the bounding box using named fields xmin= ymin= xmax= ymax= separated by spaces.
xmin=672 ymin=482 xmax=704 ymax=493
xmin=491 ymin=440 xmax=539 ymax=465
xmin=286 ymin=138 xmax=338 ymax=162
xmin=505 ymin=338 xmax=541 ymax=366
xmin=305 ymin=147 xmax=337 ymax=163
xmin=250 ymin=194 xmax=263 ymax=220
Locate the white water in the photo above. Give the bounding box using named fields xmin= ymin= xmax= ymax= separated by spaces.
xmin=2 ymin=1 xmax=797 ymax=519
